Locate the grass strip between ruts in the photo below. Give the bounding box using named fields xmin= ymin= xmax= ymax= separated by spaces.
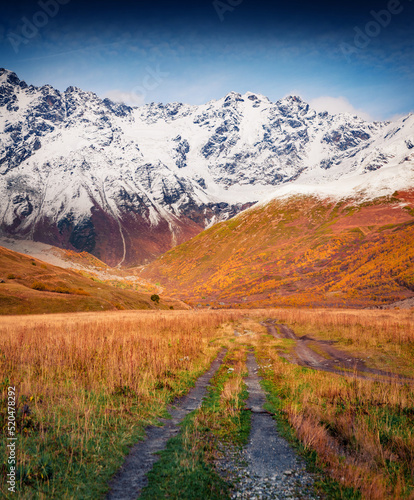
xmin=140 ymin=346 xmax=250 ymax=500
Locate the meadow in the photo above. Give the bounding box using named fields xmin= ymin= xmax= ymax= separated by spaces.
xmin=0 ymin=310 xmax=241 ymax=498
xmin=1 ymin=308 xmax=413 ymax=498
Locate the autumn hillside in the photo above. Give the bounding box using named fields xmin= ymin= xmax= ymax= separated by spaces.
xmin=142 ymin=191 xmax=414 ymax=308
xmin=0 ymin=246 xmax=185 ymax=314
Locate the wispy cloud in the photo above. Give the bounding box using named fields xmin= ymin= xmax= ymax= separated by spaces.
xmin=104 ymin=89 xmax=144 ymax=106
xmin=309 ymin=96 xmax=373 ymax=120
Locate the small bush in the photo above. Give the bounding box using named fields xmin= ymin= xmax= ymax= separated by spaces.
xmin=113 ymin=303 xmax=125 ymax=310
xmin=51 ymin=286 xmax=71 ymax=294
xmin=31 ymin=281 xmax=47 ymax=291
xmin=7 ymin=273 xmax=16 ymax=279
xmin=151 ymin=294 xmax=160 ymax=304
xmin=31 ymin=261 xmax=36 ymax=266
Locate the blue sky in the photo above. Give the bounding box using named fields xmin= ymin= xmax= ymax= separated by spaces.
xmin=1 ymin=0 xmax=413 ymax=120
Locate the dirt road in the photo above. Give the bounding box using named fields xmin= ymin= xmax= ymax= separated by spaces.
xmin=263 ymin=319 xmax=413 ymax=383
xmin=216 ymin=352 xmax=317 ymax=499
xmin=106 ymin=349 xmax=227 ymax=500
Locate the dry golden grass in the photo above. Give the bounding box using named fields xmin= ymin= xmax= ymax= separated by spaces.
xmin=240 ymin=309 xmax=414 ymax=500
xmin=0 ymin=310 xmax=248 ymax=398
xmin=0 ymin=309 xmax=245 ymax=498
xmin=219 ymin=348 xmax=246 ymax=418
xmin=263 ymin=308 xmax=414 ymax=377
xmin=280 ymin=367 xmax=414 ymax=499
xmin=0 ymin=246 xmax=184 ymax=315
xmin=265 ymin=308 xmax=414 ymax=346
xmin=1 ymin=307 xmax=413 ymax=498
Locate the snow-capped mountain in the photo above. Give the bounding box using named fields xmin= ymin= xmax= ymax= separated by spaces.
xmin=0 ymin=68 xmax=413 ymax=266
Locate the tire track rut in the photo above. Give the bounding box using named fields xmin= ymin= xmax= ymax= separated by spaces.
xmin=244 ymin=353 xmax=309 ymax=478
xmin=106 ymin=349 xmax=227 ymax=500
xmin=218 ymin=352 xmax=316 ymax=499
xmin=263 ymin=319 xmax=414 ymax=384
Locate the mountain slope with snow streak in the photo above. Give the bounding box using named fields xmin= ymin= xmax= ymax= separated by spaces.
xmin=0 ymin=68 xmax=413 ymax=266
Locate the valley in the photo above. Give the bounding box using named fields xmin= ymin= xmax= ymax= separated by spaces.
xmin=1 ymin=69 xmax=414 ymax=500
xmin=0 ymin=244 xmax=184 ymax=314
xmin=1 ymin=309 xmax=413 ymax=499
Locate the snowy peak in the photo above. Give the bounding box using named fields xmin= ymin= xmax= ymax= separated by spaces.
xmin=276 ymin=95 xmax=310 ymax=115
xmin=0 ymin=68 xmax=26 ymax=88
xmin=0 ymin=69 xmax=413 ymax=266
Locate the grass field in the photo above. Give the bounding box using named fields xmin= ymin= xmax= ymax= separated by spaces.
xmin=1 ymin=308 xmax=413 ymax=498
xmin=0 ymin=246 xmax=184 ymax=314
xmin=267 ymin=308 xmax=414 ymax=378
xmin=0 ymin=310 xmax=241 ymax=498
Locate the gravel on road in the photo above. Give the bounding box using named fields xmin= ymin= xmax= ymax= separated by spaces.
xmin=106 ymin=349 xmax=227 ymax=500
xmin=215 ymin=352 xmax=318 ymax=500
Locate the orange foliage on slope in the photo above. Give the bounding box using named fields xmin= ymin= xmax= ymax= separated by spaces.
xmin=142 ymin=192 xmax=414 ymax=308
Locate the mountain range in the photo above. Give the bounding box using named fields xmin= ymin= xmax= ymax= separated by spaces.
xmin=0 ymin=68 xmax=413 ymax=267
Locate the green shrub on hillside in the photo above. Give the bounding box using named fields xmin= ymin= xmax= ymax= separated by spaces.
xmin=151 ymin=294 xmax=160 ymax=304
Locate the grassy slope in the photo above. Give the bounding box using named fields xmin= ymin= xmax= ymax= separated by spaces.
xmin=142 ymin=191 xmax=414 ymax=308
xmin=0 ymin=246 xmax=185 ymax=314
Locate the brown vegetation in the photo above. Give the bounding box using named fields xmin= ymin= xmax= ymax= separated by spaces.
xmin=0 ymin=310 xmax=242 ymax=497
xmin=265 ymin=308 xmax=414 ymax=377
xmin=1 ymin=308 xmax=413 ymax=498
xmin=0 ymin=246 xmax=185 ymax=314
xmin=142 ymin=192 xmax=414 ymax=308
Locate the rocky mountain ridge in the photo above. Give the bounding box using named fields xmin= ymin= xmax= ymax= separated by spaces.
xmin=0 ymin=68 xmax=413 ymax=266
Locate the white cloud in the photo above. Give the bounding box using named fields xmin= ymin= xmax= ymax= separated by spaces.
xmin=309 ymin=96 xmax=373 ymax=121
xmin=104 ymin=89 xmax=145 ymax=106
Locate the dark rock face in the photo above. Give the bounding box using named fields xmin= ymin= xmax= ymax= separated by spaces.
xmin=4 ymin=194 xmax=34 ymax=232
xmin=323 ymin=127 xmax=371 ymax=151
xmin=103 ymin=98 xmax=132 ymax=118
xmin=364 ymin=153 xmax=389 ymax=173
xmin=116 ymin=188 xmax=151 ymax=217
xmin=0 ymin=145 xmax=33 ymax=175
xmin=34 ymin=89 xmax=66 ymax=123
xmin=0 ymin=84 xmax=16 ymax=107
xmin=12 ymin=194 xmax=33 ymax=218
xmin=320 ymin=158 xmax=334 ymax=170
xmin=201 ymin=134 xmax=228 ymax=158
xmin=183 ymin=200 xmax=256 ymax=227
xmin=69 ymin=218 xmax=96 ymax=253
xmin=195 ymin=176 xmax=206 ymax=189
xmin=57 ymin=213 xmax=96 ymax=253
xmin=174 ymin=138 xmax=190 ymax=168
xmin=0 ymin=69 xmax=402 ymax=266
